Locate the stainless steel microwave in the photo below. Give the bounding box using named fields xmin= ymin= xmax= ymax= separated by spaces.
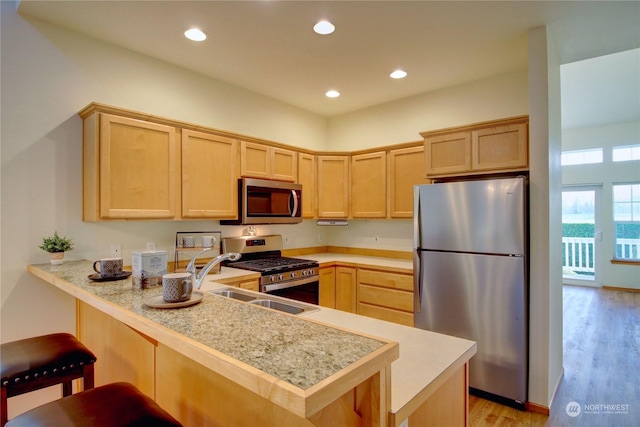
xmin=221 ymin=178 xmax=302 ymax=225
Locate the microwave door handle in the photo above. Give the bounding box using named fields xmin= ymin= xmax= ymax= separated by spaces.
xmin=290 ymin=190 xmax=299 ymax=217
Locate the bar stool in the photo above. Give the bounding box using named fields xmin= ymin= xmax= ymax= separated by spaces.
xmin=5 ymin=382 xmax=182 ymax=427
xmin=1 ymin=333 xmax=96 ymax=426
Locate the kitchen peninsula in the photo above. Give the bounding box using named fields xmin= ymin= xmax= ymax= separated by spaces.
xmin=28 ymin=260 xmax=476 ymax=426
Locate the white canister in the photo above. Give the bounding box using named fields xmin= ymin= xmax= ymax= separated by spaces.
xmin=132 ymin=250 xmax=168 ymax=289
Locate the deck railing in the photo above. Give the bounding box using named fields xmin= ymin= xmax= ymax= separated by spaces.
xmin=563 ymin=237 xmax=640 ymax=274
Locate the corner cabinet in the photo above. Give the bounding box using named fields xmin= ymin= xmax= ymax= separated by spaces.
xmin=351 ymin=152 xmax=387 ymax=218
xmin=317 ymin=156 xmax=350 ymax=218
xmin=83 ymin=112 xmax=180 ymax=220
xmin=422 ymin=116 xmax=528 ymax=178
xmin=181 ymin=130 xmax=239 ymax=219
xmin=240 ymin=141 xmax=297 ymax=182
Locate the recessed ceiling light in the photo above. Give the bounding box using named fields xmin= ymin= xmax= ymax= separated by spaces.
xmin=314 ymin=20 xmax=335 ymax=35
xmin=325 ymin=90 xmax=340 ymax=98
xmin=390 ymin=69 xmax=408 ymax=79
xmin=184 ymin=28 xmax=206 ymax=42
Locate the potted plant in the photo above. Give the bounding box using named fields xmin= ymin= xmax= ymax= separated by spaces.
xmin=39 ymin=231 xmax=74 ymax=265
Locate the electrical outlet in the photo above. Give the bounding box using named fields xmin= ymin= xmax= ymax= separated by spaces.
xmin=110 ymin=243 xmax=122 ymax=257
xmin=283 ymin=235 xmax=290 ymax=246
xmin=374 ymin=236 xmax=380 ymax=244
xmin=318 ymin=233 xmax=323 ymax=243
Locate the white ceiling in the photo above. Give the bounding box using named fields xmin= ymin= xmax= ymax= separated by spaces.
xmin=17 ymin=1 xmax=640 ymax=127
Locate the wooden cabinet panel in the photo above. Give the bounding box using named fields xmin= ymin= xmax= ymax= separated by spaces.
xmin=181 ymin=130 xmax=239 ymax=218
xmin=84 ymin=113 xmax=179 ymax=220
xmin=237 ymin=279 xmax=260 ymax=291
xmin=388 ymin=146 xmax=430 ymax=218
xmin=317 ymin=156 xmax=350 ymax=218
xmin=424 ymin=132 xmax=471 ymax=176
xmin=422 ymin=116 xmax=528 ymax=178
xmin=77 ymin=301 xmax=156 ymax=397
xmin=298 ymin=153 xmax=316 ymax=218
xmin=319 ymin=266 xmax=336 ymax=308
xmin=241 ymin=141 xmax=296 ymax=182
xmin=335 ymin=266 xmax=357 ymax=313
xmin=351 ymin=152 xmax=387 ymax=218
xmin=472 ymin=123 xmax=527 ymax=171
xmin=357 ymin=269 xmax=414 ymax=326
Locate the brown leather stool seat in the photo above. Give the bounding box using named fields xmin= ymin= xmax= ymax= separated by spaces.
xmin=1 ymin=333 xmax=96 ymax=425
xmin=5 ymin=382 xmax=183 ymax=427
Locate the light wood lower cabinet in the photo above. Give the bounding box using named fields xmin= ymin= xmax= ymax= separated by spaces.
xmin=181 ymin=129 xmax=239 ymax=219
xmin=357 ymin=269 xmax=414 ymax=327
xmin=335 ymin=266 xmax=357 ymax=313
xmin=319 ymin=266 xmax=336 ymax=308
xmin=216 ymin=276 xmax=260 ymax=292
xmin=76 ymin=301 xmax=156 ymax=397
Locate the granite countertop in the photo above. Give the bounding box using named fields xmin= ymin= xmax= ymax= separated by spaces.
xmin=29 ymin=261 xmax=387 ymax=390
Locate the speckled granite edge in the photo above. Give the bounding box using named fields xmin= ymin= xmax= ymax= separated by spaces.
xmin=29 ymin=261 xmax=388 ymax=390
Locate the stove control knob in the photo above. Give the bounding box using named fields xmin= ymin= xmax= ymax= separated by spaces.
xmin=290 ymin=272 xmax=296 ymax=278
xmin=278 ymin=274 xmax=284 ymax=281
xmin=270 ymin=275 xmax=277 ymax=282
xmin=301 ymin=270 xmax=307 ymax=276
xmin=307 ymin=269 xmax=314 ymax=275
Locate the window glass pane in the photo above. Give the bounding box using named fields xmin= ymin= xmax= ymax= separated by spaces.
xmin=615 ymin=223 xmax=640 ymax=260
xmin=613 ymin=144 xmax=640 ymax=162
xmin=613 ymin=183 xmax=640 ymax=260
xmin=561 ymin=148 xmax=603 ymax=166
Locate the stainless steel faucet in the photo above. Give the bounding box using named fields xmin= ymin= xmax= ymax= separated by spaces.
xmin=186 ymin=249 xmax=241 ymax=289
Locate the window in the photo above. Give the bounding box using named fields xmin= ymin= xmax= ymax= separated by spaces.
xmin=613 ymin=183 xmax=640 ymax=260
xmin=561 ymin=148 xmax=603 ymax=166
xmin=613 ymin=144 xmax=640 ymax=162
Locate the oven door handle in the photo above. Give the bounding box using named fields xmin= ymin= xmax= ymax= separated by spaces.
xmin=261 ymin=276 xmax=318 ymax=292
xmin=290 ymin=190 xmax=299 ymax=217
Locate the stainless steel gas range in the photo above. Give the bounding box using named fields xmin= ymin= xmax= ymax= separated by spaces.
xmin=222 ymin=235 xmax=319 ymax=304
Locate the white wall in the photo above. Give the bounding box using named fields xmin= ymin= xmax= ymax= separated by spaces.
xmin=562 ymin=120 xmax=640 ymax=290
xmin=327 ymin=70 xmax=529 ymax=150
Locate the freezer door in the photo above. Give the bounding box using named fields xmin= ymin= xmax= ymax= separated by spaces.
xmin=415 ymin=250 xmax=527 ymax=403
xmin=415 ymin=177 xmax=525 ymax=255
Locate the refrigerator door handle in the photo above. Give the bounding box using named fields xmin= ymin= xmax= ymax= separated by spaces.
xmin=413 ymin=250 xmax=422 ymax=312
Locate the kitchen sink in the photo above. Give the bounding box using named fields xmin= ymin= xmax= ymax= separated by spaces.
xmin=207 ymin=287 xmax=318 ymax=315
xmin=249 ymin=299 xmax=305 ymax=315
xmin=211 ymin=289 xmax=257 ymax=302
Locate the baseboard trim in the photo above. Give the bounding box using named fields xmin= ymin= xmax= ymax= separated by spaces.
xmin=526 ymin=401 xmax=550 ymax=416
xmin=603 ymin=285 xmax=640 ymax=293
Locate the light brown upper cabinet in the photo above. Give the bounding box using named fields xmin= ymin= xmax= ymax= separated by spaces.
xmin=297 ymin=153 xmax=316 ymax=218
xmin=422 ymin=116 xmax=528 ymax=178
xmin=317 ymin=155 xmax=350 ymax=218
xmin=388 ymin=146 xmax=429 ymax=218
xmin=83 ymin=113 xmax=179 ymax=220
xmin=351 ymin=152 xmax=387 ymax=218
xmin=181 ymin=130 xmax=239 ymax=219
xmin=240 ymin=141 xmax=297 ymax=182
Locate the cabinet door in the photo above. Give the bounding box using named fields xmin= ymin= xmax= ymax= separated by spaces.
xmin=298 ymin=153 xmax=316 ymax=218
xmin=388 ymin=146 xmax=430 ymax=218
xmin=241 ymin=141 xmax=270 ymax=179
xmin=99 ymin=114 xmax=179 ymax=219
xmin=271 ymin=147 xmax=297 ymax=182
xmin=351 ymin=152 xmax=387 ymax=218
xmin=472 ymin=123 xmax=528 ymax=171
xmin=335 ymin=266 xmax=357 ymax=313
xmin=181 ymin=130 xmax=238 ymax=218
xmin=319 ymin=266 xmax=336 ymax=308
xmin=317 ymin=156 xmax=350 ymax=218
xmin=424 ymin=131 xmax=471 ymax=177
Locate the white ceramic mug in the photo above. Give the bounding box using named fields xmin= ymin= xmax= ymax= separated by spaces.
xmin=93 ymin=257 xmax=123 ymax=278
xmin=162 ymin=273 xmax=192 ymax=303
xmin=182 ymin=236 xmax=195 ymax=248
xmin=201 ymin=236 xmax=216 ymax=248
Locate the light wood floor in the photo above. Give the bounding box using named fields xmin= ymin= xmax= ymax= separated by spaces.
xmin=468 ymin=285 xmax=640 ymax=427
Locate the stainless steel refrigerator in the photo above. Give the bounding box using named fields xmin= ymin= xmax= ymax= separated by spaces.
xmin=413 ymin=176 xmax=528 ymax=409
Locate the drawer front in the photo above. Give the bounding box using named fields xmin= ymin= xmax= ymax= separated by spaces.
xmin=358 ymin=284 xmax=413 ymax=312
xmin=357 ymin=303 xmax=414 ymax=327
xmin=358 ymin=269 xmax=413 ymax=291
